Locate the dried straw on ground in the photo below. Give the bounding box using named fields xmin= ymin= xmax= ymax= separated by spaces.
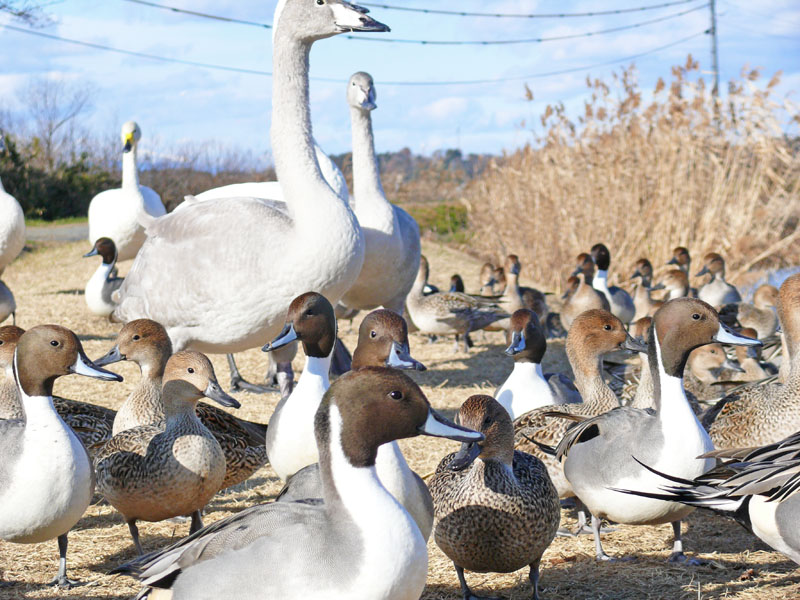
xmin=0 ymin=239 xmax=797 ymax=599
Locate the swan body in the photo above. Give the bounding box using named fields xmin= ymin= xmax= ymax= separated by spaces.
xmin=87 ymin=122 xmax=166 ymax=262
xmin=0 ymin=138 xmax=25 ymax=277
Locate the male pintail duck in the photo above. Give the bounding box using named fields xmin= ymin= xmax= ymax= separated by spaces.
xmin=704 ymin=274 xmax=800 ymax=448
xmin=0 ymin=325 xmax=122 ymax=587
xmin=84 ymin=237 xmax=124 ymax=318
xmin=514 ymin=310 xmax=645 ymax=534
xmin=495 ymin=309 xmax=580 ymax=418
xmin=406 ymin=255 xmax=507 ymax=352
xmin=263 ymin=292 xmax=337 ymax=481
xmin=550 ymin=299 xmax=759 ymax=561
xmin=0 ymin=325 xmax=117 ymax=452
xmin=94 ymin=319 xmax=268 ymax=490
xmin=429 ymin=395 xmax=560 ymax=600
xmin=94 ymin=351 xmax=240 ymax=554
xmin=697 ymin=252 xmax=741 ymax=308
xmin=276 ymin=309 xmax=433 ymax=539
xmin=590 ymin=243 xmax=635 ymax=324
xmin=630 ymin=258 xmax=663 ymax=320
xmin=615 ymin=430 xmax=800 ymax=565
xmin=114 ymin=368 xmax=483 ymax=600
xmin=560 ymin=264 xmax=610 ymax=331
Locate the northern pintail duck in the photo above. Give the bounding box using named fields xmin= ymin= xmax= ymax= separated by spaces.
xmin=514 ymin=310 xmax=644 ymax=534
xmin=94 ymin=351 xmax=240 ymax=554
xmin=87 ymin=121 xmax=166 ymax=262
xmin=590 ymin=243 xmax=635 ymax=324
xmin=449 ymin=274 xmax=465 ymax=293
xmin=683 ymin=342 xmax=743 ymax=403
xmin=704 ymin=274 xmax=800 ymax=448
xmin=0 ymin=325 xmax=117 ymax=451
xmin=276 ymin=309 xmax=433 ymax=539
xmin=479 ymin=262 xmax=496 ymax=294
xmin=115 ymin=368 xmax=483 ymax=600
xmin=496 ymin=309 xmax=580 ymax=418
xmin=263 ymin=292 xmax=337 ymax=481
xmin=429 ymin=395 xmax=560 ymax=600
xmin=666 ymin=246 xmax=698 ymax=297
xmin=406 ymin=255 xmax=507 ymax=352
xmin=503 ymin=254 xmax=548 ymax=321
xmin=559 ymin=267 xmax=609 ymax=331
xmin=724 ymin=327 xmax=772 ymax=382
xmin=84 ymin=237 xmax=124 ymax=318
xmin=718 ymin=284 xmax=779 ymax=339
xmin=697 ymin=252 xmax=741 ymax=308
xmin=0 ymin=325 xmax=122 ymax=587
xmin=551 ymin=299 xmax=759 ymax=561
xmin=94 ymin=318 xmax=268 ymax=490
xmin=651 ymin=268 xmax=690 ymax=300
xmin=630 ymin=258 xmax=663 ymax=320
xmin=617 ymin=430 xmax=800 ymax=565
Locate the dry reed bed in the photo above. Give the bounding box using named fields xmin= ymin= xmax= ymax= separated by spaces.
xmin=466 ymin=60 xmax=800 ymax=292
xmin=0 ymin=240 xmax=797 ymax=599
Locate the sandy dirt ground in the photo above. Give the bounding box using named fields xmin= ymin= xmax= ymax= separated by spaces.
xmin=0 ymin=239 xmax=797 ymax=600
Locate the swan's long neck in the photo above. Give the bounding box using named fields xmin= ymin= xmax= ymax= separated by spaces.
xmin=350 ymin=107 xmax=385 ymax=203
xmin=271 ymin=35 xmax=332 ymax=215
xmin=122 ymin=147 xmax=140 ymax=189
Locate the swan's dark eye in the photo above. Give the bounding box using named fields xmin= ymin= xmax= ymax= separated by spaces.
xmin=133 ymin=335 xmax=141 ymax=341
xmin=389 ymin=390 xmax=403 ymax=400
xmin=188 ymin=368 xmax=194 ymax=374
xmin=603 ymin=324 xmax=612 ymax=331
xmin=370 ymin=330 xmax=377 ymax=338
xmin=692 ymin=313 xmax=701 ymax=320
xmin=50 ymin=340 xmax=59 ymax=347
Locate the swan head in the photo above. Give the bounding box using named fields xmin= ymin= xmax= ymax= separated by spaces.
xmin=120 ymin=120 xmax=142 ymax=153
xmin=273 ymin=0 xmax=389 ymax=44
xmin=347 ymin=71 xmax=376 ymax=111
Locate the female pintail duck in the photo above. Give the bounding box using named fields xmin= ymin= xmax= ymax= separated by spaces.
xmin=683 ymin=342 xmax=743 ymax=402
xmin=589 ymin=243 xmax=635 ymax=324
xmin=93 ymin=319 xmax=268 ymax=490
xmin=496 ymin=308 xmax=580 ymax=418
xmin=724 ymin=327 xmax=772 ymax=382
xmin=550 ymin=299 xmax=759 ymax=562
xmin=337 ymin=72 xmax=421 ymax=318
xmin=560 ymin=259 xmax=609 ymax=330
xmin=502 ymin=254 xmax=549 ymax=322
xmin=0 ymin=325 xmax=122 ymax=587
xmin=513 ymin=310 xmax=645 ymax=534
xmin=84 ymin=237 xmax=124 ymax=318
xmin=651 ymin=269 xmax=690 ymax=300
xmin=630 ymin=258 xmax=663 ymax=320
xmin=114 ymin=368 xmax=483 ymax=600
xmin=479 ymin=262 xmax=496 ymax=294
xmin=617 ymin=429 xmax=800 ymax=565
xmin=110 ymin=0 xmax=390 ymax=388
xmin=87 ymin=121 xmax=166 ymax=262
xmin=263 ymin=292 xmax=338 ymax=481
xmin=697 ymin=252 xmax=741 ymax=308
xmin=276 ymin=309 xmax=434 ymax=540
xmin=0 ymin=325 xmax=117 ymax=451
xmin=666 ymin=246 xmax=699 ymax=297
xmin=406 ymin=255 xmax=507 ymax=352
xmin=430 ymin=395 xmax=559 ymax=600
xmin=718 ymin=284 xmax=779 ymax=340
xmin=94 ymin=351 xmax=240 ymax=554
xmin=704 ymin=274 xmax=800 ymax=448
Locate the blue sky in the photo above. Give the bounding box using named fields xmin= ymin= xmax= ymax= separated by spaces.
xmin=1 ymin=0 xmax=798 ymax=160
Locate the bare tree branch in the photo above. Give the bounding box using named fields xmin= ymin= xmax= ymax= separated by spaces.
xmin=0 ymin=1 xmax=51 ymax=26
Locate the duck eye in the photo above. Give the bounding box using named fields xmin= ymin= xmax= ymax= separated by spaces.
xmin=188 ymin=367 xmax=194 ymax=374
xmin=50 ymin=340 xmax=59 ymax=347
xmin=370 ymin=330 xmax=377 ymax=338
xmin=305 ymin=310 xmax=314 ymax=316
xmin=483 ymin=416 xmax=493 ymax=427
xmin=710 ymin=349 xmax=716 ymax=354
xmin=0 ymin=340 xmax=4 ymax=345
xmin=316 ymin=0 xmax=324 ymax=4
xmin=133 ymin=335 xmax=141 ymax=341
xmin=603 ymin=324 xmax=612 ymax=331
xmin=389 ymin=390 xmax=403 ymax=400
xmin=692 ymin=313 xmax=701 ymax=320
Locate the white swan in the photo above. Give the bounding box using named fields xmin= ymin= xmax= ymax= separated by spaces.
xmin=338 ymin=72 xmax=421 ymax=314
xmin=87 ymin=121 xmax=166 ymax=262
xmin=0 ymin=134 xmax=25 ymax=325
xmin=113 ymin=0 xmax=388 ymax=357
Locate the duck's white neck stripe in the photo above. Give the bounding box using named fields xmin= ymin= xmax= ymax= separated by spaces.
xmin=593 ymin=269 xmax=610 ymax=293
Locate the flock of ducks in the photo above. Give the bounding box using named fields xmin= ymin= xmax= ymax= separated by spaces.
xmin=0 ymin=1 xmax=798 ymax=599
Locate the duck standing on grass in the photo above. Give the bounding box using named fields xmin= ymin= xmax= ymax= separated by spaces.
xmin=429 ymin=395 xmax=560 ymax=600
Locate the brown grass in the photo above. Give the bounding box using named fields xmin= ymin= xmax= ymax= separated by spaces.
xmin=0 ymin=240 xmax=797 ymax=599
xmin=466 ymin=59 xmax=800 ymax=292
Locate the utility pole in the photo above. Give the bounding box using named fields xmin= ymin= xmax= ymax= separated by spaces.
xmin=709 ymin=0 xmax=720 ymax=99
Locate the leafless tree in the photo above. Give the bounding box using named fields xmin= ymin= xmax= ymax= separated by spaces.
xmin=0 ymin=1 xmax=50 ymax=25
xmin=24 ymin=77 xmax=95 ymax=170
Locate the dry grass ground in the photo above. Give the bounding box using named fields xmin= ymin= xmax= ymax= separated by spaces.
xmin=0 ymin=239 xmax=798 ymax=600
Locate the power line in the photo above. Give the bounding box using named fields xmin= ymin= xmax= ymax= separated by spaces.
xmin=343 ymin=3 xmax=709 ymax=45
xmin=121 ymin=0 xmax=271 ymax=28
xmin=0 ymin=22 xmax=707 ymax=87
xmin=359 ymin=0 xmax=701 ymax=19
